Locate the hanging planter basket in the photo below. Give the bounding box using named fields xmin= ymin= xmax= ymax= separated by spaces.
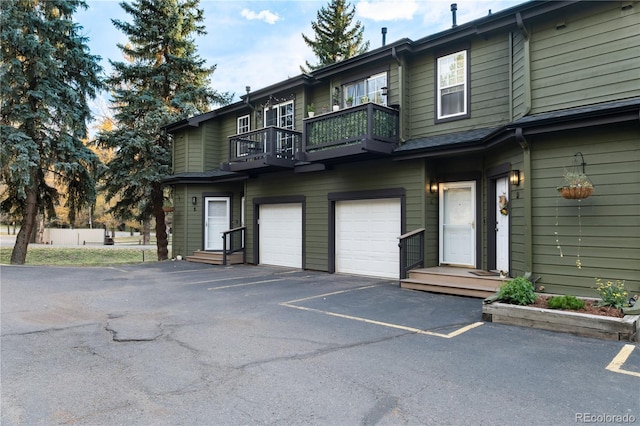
xmin=558 ymin=186 xmax=593 ymax=200
xmin=557 ymin=153 xmax=594 ymax=200
xmin=162 ymin=206 xmax=174 ymax=212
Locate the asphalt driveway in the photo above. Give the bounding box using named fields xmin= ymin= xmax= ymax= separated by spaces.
xmin=1 ymin=261 xmax=639 ymax=425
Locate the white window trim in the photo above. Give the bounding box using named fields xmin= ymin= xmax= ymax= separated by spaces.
xmin=263 ymin=100 xmax=295 ymax=130
xmin=237 ymin=114 xmax=250 ymax=134
xmin=343 ymin=72 xmax=388 ymax=107
xmin=437 ymin=50 xmax=468 ymax=120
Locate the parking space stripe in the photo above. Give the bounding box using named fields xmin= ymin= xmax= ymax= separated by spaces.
xmin=606 ymin=344 xmax=640 ymax=378
xmin=207 ymin=278 xmax=284 ymax=291
xmin=182 ymin=274 xmax=278 ymax=286
xmin=283 ymin=285 xmax=381 ymax=304
xmin=280 ymin=286 xmax=483 ymax=339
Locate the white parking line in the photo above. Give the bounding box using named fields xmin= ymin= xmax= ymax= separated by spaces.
xmin=207 ymin=278 xmax=284 ymax=291
xmin=280 ymin=286 xmax=483 ymax=339
xmin=606 ymin=344 xmax=640 ymax=378
xmin=181 ymin=274 xmax=278 ymax=286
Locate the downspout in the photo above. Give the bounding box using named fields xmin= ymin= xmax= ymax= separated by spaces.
xmin=392 ymin=46 xmax=405 ymax=142
xmin=516 ymin=12 xmax=532 ymax=116
xmin=515 ymin=128 xmax=532 ymax=273
xmin=508 ymin=31 xmax=513 ymax=121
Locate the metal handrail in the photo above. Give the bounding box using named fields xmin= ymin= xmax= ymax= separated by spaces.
xmin=398 ymin=228 xmax=425 ymax=279
xmin=221 ymin=226 xmax=246 ymax=265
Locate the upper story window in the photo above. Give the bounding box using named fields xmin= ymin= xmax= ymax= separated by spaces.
xmin=437 ymin=50 xmax=468 ymax=120
xmin=237 ymin=114 xmax=250 ymax=134
xmin=264 ymin=100 xmax=294 ymax=129
xmin=343 ymin=72 xmax=387 ymax=106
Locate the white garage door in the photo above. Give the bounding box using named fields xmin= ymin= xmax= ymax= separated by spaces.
xmin=259 ymin=203 xmax=302 ymax=268
xmin=336 ymin=198 xmax=401 ymax=279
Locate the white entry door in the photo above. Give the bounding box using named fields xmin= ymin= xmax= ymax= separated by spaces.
xmin=495 ymin=177 xmax=510 ymax=273
xmin=205 ymin=197 xmax=230 ymax=250
xmin=439 ymin=181 xmax=476 ymax=266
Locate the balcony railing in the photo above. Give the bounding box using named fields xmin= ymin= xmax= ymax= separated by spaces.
xmin=302 ymin=103 xmax=399 ymax=161
xmin=227 ymin=126 xmax=302 ymax=169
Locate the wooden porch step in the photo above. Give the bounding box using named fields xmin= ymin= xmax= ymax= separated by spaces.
xmin=185 ymin=250 xmax=244 ymax=265
xmin=400 ymin=267 xmax=506 ymax=298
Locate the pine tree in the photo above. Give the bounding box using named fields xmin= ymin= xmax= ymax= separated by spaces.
xmin=98 ymin=0 xmax=232 ymax=261
xmin=0 ymin=0 xmax=103 ymax=264
xmin=301 ymin=0 xmax=369 ymax=72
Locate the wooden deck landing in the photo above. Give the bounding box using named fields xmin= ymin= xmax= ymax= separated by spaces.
xmin=185 ymin=250 xmax=244 ymax=265
xmin=401 ymin=267 xmax=506 ymax=298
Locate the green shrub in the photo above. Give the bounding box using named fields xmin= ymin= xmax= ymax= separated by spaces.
xmin=594 ymin=278 xmax=627 ymax=309
xmin=547 ymin=295 xmax=585 ymax=310
xmin=498 ymin=276 xmax=536 ymax=306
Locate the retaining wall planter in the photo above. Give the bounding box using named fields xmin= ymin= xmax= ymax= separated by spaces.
xmin=482 ymin=302 xmax=639 ymax=342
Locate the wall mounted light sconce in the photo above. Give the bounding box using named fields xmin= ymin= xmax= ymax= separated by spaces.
xmin=191 ymin=196 xmax=198 ymax=211
xmin=381 ymin=86 xmax=388 ymax=96
xmin=510 ymin=170 xmax=521 ymax=186
xmin=429 ymin=180 xmax=438 ymax=194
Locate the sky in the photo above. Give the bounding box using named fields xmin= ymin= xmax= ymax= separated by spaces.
xmin=74 ymin=0 xmax=525 ymax=117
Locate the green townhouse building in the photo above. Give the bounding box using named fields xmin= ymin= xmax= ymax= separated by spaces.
xmin=163 ymin=0 xmax=640 ymax=298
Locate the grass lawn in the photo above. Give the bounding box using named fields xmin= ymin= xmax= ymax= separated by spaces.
xmin=0 ymin=247 xmax=159 ymax=266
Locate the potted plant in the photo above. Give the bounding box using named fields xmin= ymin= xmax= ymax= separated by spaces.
xmin=346 ymin=97 xmax=353 ymax=107
xmin=557 ymin=171 xmax=594 ymax=199
xmin=307 ymin=103 xmax=315 ymax=118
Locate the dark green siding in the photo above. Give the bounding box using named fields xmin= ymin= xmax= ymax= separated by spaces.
xmin=171 ymin=182 xmax=243 ymax=258
xmin=173 ymin=133 xmax=187 ymax=174
xmin=406 ymin=35 xmax=512 ymax=139
xmin=529 ymin=2 xmax=640 ymax=113
xmin=529 ymin=124 xmax=640 ymax=296
xmin=244 ymin=159 xmax=425 ymax=270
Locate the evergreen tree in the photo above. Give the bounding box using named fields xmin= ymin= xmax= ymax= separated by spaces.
xmin=99 ymin=0 xmax=232 ymax=261
xmin=0 ymin=0 xmax=103 ymax=264
xmin=301 ymin=0 xmax=369 ymax=72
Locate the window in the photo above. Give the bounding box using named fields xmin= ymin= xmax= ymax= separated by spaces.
xmin=264 ymin=100 xmax=294 ymax=130
xmin=437 ymin=50 xmax=467 ymax=120
xmin=264 ymin=100 xmax=294 ymax=155
xmin=343 ymin=72 xmax=387 ymax=106
xmin=237 ymin=114 xmax=250 ymax=134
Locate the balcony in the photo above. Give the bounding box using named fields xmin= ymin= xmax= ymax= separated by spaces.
xmin=222 ymin=126 xmax=302 ymax=172
xmin=301 ymin=103 xmax=399 ymax=163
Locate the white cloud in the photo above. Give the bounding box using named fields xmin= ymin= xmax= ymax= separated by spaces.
xmin=356 ymin=0 xmax=419 ymax=22
xmin=240 ymin=8 xmax=281 ymax=25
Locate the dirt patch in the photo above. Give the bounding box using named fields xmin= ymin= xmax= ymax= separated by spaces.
xmin=530 ymin=296 xmax=623 ymax=318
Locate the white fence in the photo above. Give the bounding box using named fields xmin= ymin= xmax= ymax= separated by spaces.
xmin=43 ymin=228 xmax=106 ymax=245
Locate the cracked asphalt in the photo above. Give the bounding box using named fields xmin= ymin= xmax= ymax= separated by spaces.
xmin=1 ymin=262 xmax=638 ymax=425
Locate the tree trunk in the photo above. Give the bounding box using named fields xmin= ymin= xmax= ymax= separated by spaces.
xmin=10 ymin=186 xmax=38 ymax=264
xmin=142 ymin=220 xmax=150 ymax=245
xmin=152 ymin=182 xmax=168 ymax=261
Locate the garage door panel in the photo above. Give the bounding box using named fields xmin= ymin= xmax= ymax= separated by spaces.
xmin=336 ymin=199 xmax=400 ymax=279
xmin=259 ymin=204 xmax=302 ymax=268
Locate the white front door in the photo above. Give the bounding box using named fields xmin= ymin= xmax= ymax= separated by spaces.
xmin=204 ymin=197 xmax=230 ymax=250
xmin=495 ymin=177 xmax=510 ymax=273
xmin=439 ymin=181 xmax=476 ymax=266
